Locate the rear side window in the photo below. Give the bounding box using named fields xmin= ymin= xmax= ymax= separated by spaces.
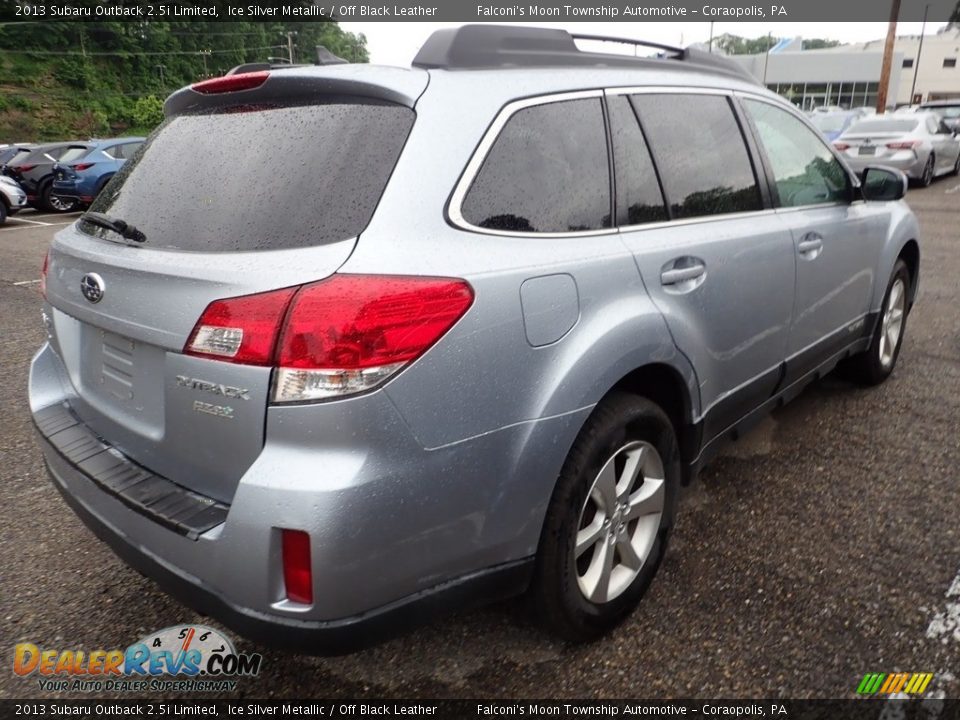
xmin=744 ymin=100 xmax=850 ymax=208
xmin=460 ymin=98 xmax=611 ymax=233
xmin=58 ymin=146 xmax=90 ymax=164
xmin=606 ymin=95 xmax=667 ymax=226
xmin=83 ymin=101 xmax=414 ymax=251
xmin=631 ymin=94 xmax=761 ymax=220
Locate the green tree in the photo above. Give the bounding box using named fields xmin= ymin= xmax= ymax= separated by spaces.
xmin=714 ymin=34 xmax=781 ymax=55
xmin=131 ymin=96 xmax=164 ymax=129
xmin=802 ymin=39 xmax=842 ymax=50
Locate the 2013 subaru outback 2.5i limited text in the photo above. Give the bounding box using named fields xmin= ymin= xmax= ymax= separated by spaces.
xmin=30 ymin=25 xmax=920 ymax=653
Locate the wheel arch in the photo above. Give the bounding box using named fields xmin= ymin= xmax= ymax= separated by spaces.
xmin=608 ymin=363 xmax=699 ymax=474
xmin=897 ymin=239 xmax=920 ymax=308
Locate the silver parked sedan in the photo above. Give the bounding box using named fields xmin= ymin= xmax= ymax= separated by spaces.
xmin=834 ymin=112 xmax=960 ymax=186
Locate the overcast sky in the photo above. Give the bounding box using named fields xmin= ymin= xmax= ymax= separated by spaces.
xmin=339 ymin=22 xmax=949 ymax=67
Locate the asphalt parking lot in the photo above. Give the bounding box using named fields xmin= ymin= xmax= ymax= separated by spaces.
xmin=1 ymin=187 xmax=958 ymax=701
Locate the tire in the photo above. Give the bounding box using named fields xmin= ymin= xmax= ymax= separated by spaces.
xmin=40 ymin=181 xmax=77 ymax=213
xmin=952 ymin=153 xmax=960 ymax=177
xmin=842 ymin=259 xmax=910 ymax=386
xmin=0 ymin=201 xmax=7 ymax=225
xmin=920 ymin=154 xmax=935 ymax=187
xmin=531 ymin=392 xmax=679 ymax=642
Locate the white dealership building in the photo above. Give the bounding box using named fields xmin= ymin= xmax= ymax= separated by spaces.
xmin=732 ymin=26 xmax=960 ymax=110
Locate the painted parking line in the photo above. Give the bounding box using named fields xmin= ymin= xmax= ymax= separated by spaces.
xmin=12 ymin=279 xmax=40 ymax=286
xmin=945 ymin=183 xmax=960 ymax=195
xmin=926 ymin=566 xmax=960 ymax=644
xmin=0 ymin=220 xmax=75 ymax=233
xmin=8 ymin=217 xmax=52 ymax=226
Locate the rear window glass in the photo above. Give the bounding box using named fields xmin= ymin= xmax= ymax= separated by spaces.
xmin=58 ymin=146 xmax=90 ymax=163
xmin=811 ymin=114 xmax=852 ymax=133
xmin=849 ymin=119 xmax=918 ymax=133
xmin=460 ymin=98 xmax=611 ymax=233
xmin=82 ymin=101 xmax=414 ymax=251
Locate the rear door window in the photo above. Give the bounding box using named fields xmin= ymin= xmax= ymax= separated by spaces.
xmin=630 ymin=94 xmax=761 ymax=220
xmin=606 ymin=94 xmax=667 ymax=226
xmin=460 ymin=98 xmax=611 ymax=233
xmin=83 ymin=100 xmax=415 ymax=251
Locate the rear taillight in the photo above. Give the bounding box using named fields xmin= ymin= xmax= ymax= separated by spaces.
xmin=71 ymin=163 xmax=95 ymax=171
xmin=274 ymin=275 xmax=474 ymax=402
xmin=39 ymin=251 xmax=49 ymax=299
xmin=185 ymin=287 xmax=297 ymax=365
xmin=192 ymin=71 xmax=269 ymax=95
xmin=886 ymin=141 xmax=920 ymax=150
xmin=12 ymin=164 xmax=36 ymax=173
xmin=833 ymin=143 xmax=850 ymax=151
xmin=281 ymin=529 xmax=313 ymax=605
xmin=183 ymin=275 xmax=474 ymax=402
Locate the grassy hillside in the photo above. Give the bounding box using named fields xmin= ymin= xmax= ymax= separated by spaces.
xmin=0 ymin=19 xmax=368 ymax=142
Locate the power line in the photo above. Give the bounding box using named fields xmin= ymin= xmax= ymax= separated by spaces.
xmin=0 ymin=45 xmax=284 ymax=56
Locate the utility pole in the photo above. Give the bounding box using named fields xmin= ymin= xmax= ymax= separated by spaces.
xmin=910 ymin=3 xmax=930 ymax=104
xmin=708 ymin=22 xmax=715 ymax=53
xmin=762 ymin=32 xmax=772 ymax=85
xmin=876 ymin=0 xmax=901 ymax=114
xmin=285 ymin=31 xmax=297 ymax=65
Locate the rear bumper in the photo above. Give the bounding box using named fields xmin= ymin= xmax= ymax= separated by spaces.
xmin=52 ymin=179 xmax=94 ymax=203
xmin=40 ymin=437 xmax=530 ymax=654
xmin=29 ymin=341 xmax=581 ymax=652
xmin=844 ymin=153 xmax=925 ymax=178
xmin=1 ymin=186 xmax=27 ymax=210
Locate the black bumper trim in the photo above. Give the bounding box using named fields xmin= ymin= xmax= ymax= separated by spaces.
xmin=33 ymin=403 xmax=228 ymax=540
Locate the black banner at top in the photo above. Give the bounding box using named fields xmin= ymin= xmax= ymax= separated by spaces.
xmin=2 ymin=699 xmax=960 ymax=719
xmin=0 ymin=0 xmax=958 ymax=22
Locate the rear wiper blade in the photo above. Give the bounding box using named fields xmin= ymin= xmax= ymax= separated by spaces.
xmin=81 ymin=211 xmax=146 ymax=243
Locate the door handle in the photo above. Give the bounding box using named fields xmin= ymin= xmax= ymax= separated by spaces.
xmin=661 ymin=263 xmax=706 ymax=286
xmin=797 ymin=234 xmax=823 ymax=257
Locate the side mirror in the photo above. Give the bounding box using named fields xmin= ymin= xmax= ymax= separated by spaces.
xmin=861 ymin=166 xmax=908 ymax=201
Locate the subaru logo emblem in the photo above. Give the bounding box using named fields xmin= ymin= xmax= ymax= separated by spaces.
xmin=80 ymin=273 xmax=104 ymax=304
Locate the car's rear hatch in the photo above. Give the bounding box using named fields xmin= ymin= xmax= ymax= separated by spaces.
xmin=836 ymin=118 xmax=922 ymax=160
xmin=42 ymin=66 xmax=425 ymax=504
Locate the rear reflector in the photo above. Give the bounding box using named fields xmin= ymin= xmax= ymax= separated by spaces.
xmin=185 ymin=287 xmax=297 ymax=365
xmin=192 ymin=71 xmax=269 ymax=95
xmin=281 ymin=529 xmax=313 ymax=605
xmin=833 ymin=142 xmax=850 ymax=151
xmin=40 ymin=251 xmax=49 ymax=299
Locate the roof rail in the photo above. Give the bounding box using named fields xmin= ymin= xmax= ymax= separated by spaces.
xmin=411 ymin=25 xmax=758 ymax=85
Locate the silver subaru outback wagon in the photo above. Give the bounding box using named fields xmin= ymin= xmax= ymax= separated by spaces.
xmin=30 ymin=25 xmax=920 ymax=653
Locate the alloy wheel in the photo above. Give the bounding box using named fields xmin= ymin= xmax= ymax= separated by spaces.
xmin=49 ymin=195 xmax=76 ymax=212
xmin=922 ymin=156 xmax=934 ymax=186
xmin=879 ymin=278 xmax=906 ymax=369
xmin=575 ymin=441 xmax=665 ymax=603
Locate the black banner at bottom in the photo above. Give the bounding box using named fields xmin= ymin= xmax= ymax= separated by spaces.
xmin=2 ymin=699 xmax=960 ymax=720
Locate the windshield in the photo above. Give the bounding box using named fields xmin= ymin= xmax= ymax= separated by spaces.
xmin=848 ymin=119 xmax=918 ymax=134
xmin=83 ymin=100 xmax=415 ymax=252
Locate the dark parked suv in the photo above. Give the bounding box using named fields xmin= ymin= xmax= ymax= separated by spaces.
xmin=30 ymin=26 xmax=920 ymax=653
xmin=3 ymin=141 xmax=89 ymax=212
